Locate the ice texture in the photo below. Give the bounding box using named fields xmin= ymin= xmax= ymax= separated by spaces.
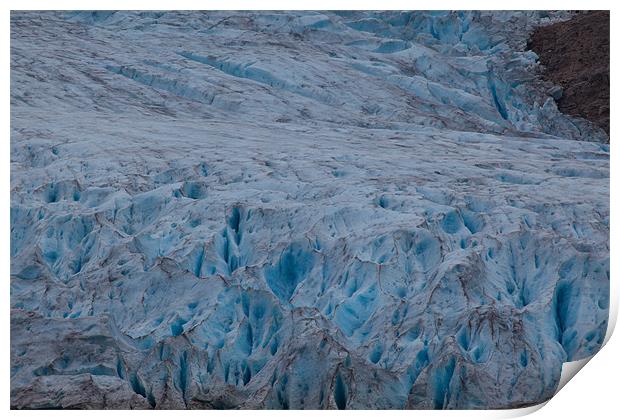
xmin=10 ymin=11 xmax=609 ymax=409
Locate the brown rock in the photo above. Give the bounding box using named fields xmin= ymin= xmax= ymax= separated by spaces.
xmin=528 ymin=11 xmax=610 ymax=138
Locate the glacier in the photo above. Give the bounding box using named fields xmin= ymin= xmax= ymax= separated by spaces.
xmin=10 ymin=11 xmax=609 ymax=409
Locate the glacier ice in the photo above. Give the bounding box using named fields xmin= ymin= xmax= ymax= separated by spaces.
xmin=10 ymin=11 xmax=609 ymax=409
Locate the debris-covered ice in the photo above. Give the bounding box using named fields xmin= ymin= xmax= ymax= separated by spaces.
xmin=10 ymin=11 xmax=609 ymax=409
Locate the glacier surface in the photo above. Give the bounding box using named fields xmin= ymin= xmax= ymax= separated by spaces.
xmin=10 ymin=11 xmax=609 ymax=409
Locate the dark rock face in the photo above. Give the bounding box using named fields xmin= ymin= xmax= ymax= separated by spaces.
xmin=528 ymin=11 xmax=610 ymax=138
